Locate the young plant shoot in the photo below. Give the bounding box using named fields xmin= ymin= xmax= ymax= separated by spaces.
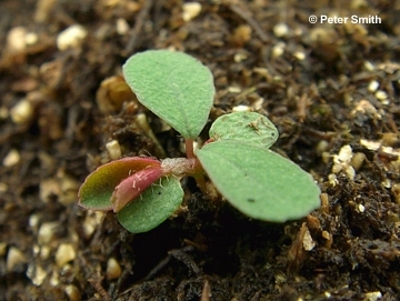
xmin=78 ymin=50 xmax=321 ymax=233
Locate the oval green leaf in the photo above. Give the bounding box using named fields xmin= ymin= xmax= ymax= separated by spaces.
xmin=196 ymin=141 xmax=320 ymax=222
xmin=123 ymin=50 xmax=215 ymax=139
xmin=117 ymin=177 xmax=184 ymax=233
xmin=209 ymin=111 xmax=279 ymax=149
xmin=78 ymin=157 xmax=160 ymax=211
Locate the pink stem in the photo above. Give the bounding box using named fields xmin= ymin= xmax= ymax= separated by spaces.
xmin=185 ymin=138 xmax=194 ymax=159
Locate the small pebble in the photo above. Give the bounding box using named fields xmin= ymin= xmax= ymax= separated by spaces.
xmin=293 ymin=51 xmax=306 ymax=60
xmin=29 ymin=214 xmax=41 ymax=229
xmin=360 ymin=139 xmax=381 ymax=151
xmin=55 ymin=243 xmax=76 ymax=267
xmin=57 ymin=24 xmax=87 ymax=51
xmin=381 ymin=178 xmax=391 ymax=189
xmin=65 ymin=284 xmax=81 ymax=301
xmin=40 ymin=245 xmax=51 ymax=260
xmin=39 ymin=178 xmax=60 ymax=203
xmin=273 ymin=22 xmax=289 ymax=38
xmin=364 ymin=60 xmax=375 ymax=71
xmin=232 ymin=105 xmax=251 ymax=112
xmin=106 ymin=257 xmax=122 ymax=280
xmin=391 ymin=183 xmax=400 ymax=204
xmin=375 ymin=90 xmax=388 ymax=102
xmin=116 ymin=18 xmax=129 ymax=35
xmin=182 ymin=2 xmax=202 ymax=22
xmin=322 ymin=231 xmax=331 ymax=240
xmin=316 ymin=140 xmax=329 ymax=155
xmin=106 ymin=140 xmax=122 ymax=160
xmin=231 ymin=25 xmax=252 ymax=46
xmin=271 ymin=43 xmax=285 ymax=59
xmin=26 ymin=263 xmax=47 ymax=286
xmin=7 ymin=247 xmax=27 ymax=272
xmin=363 ymin=291 xmax=382 ymax=301
xmin=2 ymin=149 xmax=20 ymax=167
xmin=350 ymin=152 xmax=366 ymax=171
xmin=233 ymin=51 xmax=248 ymax=63
xmin=38 ymin=222 xmax=59 ymax=245
xmin=302 ymin=228 xmax=316 ymax=251
xmin=368 ymin=80 xmax=379 ymax=92
xmin=7 ymin=27 xmax=34 ymax=51
xmin=83 ymin=211 xmax=105 ymax=238
xmin=10 ymin=99 xmax=34 ymax=124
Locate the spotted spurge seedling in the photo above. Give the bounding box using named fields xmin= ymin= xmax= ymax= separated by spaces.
xmin=78 ymin=50 xmax=320 ymax=233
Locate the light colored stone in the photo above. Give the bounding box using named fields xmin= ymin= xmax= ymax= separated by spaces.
xmin=26 ymin=263 xmax=47 ymax=286
xmin=182 ymin=2 xmax=202 ymax=22
xmin=106 ymin=140 xmax=122 ymax=160
xmin=10 ymin=99 xmax=34 ymax=124
xmin=65 ymin=284 xmax=81 ymax=301
xmin=38 ymin=222 xmax=59 ymax=245
xmin=368 ymin=80 xmax=379 ymax=92
xmin=116 ymin=18 xmax=129 ymax=35
xmin=363 ymin=291 xmax=382 ymax=301
xmin=57 ymin=25 xmax=87 ymax=51
xmin=7 ymin=247 xmax=27 ymax=271
xmin=106 ymin=257 xmax=122 ymax=280
xmin=55 ymin=243 xmax=76 ymax=267
xmin=3 ymin=149 xmax=20 ymax=167
xmin=273 ymin=22 xmax=289 ymax=38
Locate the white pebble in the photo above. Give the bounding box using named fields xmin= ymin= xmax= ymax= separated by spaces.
xmin=38 ymin=222 xmax=59 ymax=245
xmin=106 ymin=257 xmax=122 ymax=280
xmin=7 ymin=247 xmax=27 ymax=272
xmin=116 ymin=18 xmax=129 ymax=35
xmin=363 ymin=60 xmax=375 ymax=71
xmin=10 ymin=99 xmax=34 ymax=124
xmin=232 ymin=105 xmax=251 ymax=112
xmin=293 ymin=51 xmax=306 ymax=61
xmin=375 ymin=90 xmax=388 ymax=101
xmin=273 ymin=22 xmax=289 ymax=38
xmin=302 ymin=228 xmax=316 ymax=251
xmin=271 ymin=43 xmax=285 ymax=59
xmin=65 ymin=284 xmax=81 ymax=301
xmin=3 ymin=149 xmax=20 ymax=167
xmin=7 ymin=27 xmax=32 ymax=51
xmin=368 ymin=80 xmax=379 ymax=92
xmin=106 ymin=140 xmax=122 ymax=160
xmin=363 ymin=291 xmax=382 ymax=301
xmin=83 ymin=211 xmax=105 ymax=238
xmin=57 ymin=25 xmax=87 ymax=51
xmin=55 ymin=243 xmax=76 ymax=267
xmin=26 ymin=263 xmax=47 ymax=286
xmin=182 ymin=2 xmax=202 ymax=22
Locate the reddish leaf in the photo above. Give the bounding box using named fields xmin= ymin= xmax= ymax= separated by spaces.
xmin=78 ymin=157 xmax=160 ymax=211
xmin=111 ymin=167 xmax=163 ymax=212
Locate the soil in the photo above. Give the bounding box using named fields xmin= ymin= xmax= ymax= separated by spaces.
xmin=1 ymin=0 xmax=400 ymax=300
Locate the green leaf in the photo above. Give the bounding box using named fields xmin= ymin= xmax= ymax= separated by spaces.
xmin=196 ymin=141 xmax=320 ymax=222
xmin=78 ymin=157 xmax=160 ymax=211
xmin=209 ymin=111 xmax=279 ymax=149
xmin=117 ymin=177 xmax=184 ymax=233
xmin=123 ymin=50 xmax=215 ymax=139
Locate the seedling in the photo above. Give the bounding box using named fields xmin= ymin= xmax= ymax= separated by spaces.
xmin=78 ymin=50 xmax=321 ymax=233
